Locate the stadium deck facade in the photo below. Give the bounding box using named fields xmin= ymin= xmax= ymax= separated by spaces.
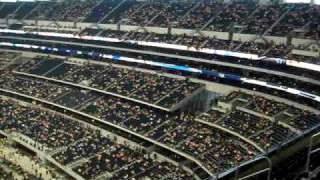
xmin=0 ymin=0 xmax=319 ymax=180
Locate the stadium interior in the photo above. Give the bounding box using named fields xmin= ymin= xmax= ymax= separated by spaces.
xmin=0 ymin=0 xmax=319 ymax=179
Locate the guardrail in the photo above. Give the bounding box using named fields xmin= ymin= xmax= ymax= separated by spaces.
xmin=0 ymin=88 xmax=214 ymax=177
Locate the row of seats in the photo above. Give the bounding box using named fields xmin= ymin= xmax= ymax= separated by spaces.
xmin=219 ymin=91 xmax=320 ymax=132
xmin=158 ymin=117 xmax=257 ymax=173
xmin=0 ymin=69 xmax=258 ymax=174
xmin=1 ymin=1 xmax=319 ymax=38
xmin=197 ymin=107 xmax=296 ymax=149
xmin=275 ymin=106 xmax=320 ymax=131
xmin=16 ymin=57 xmax=203 ymax=109
xmin=3 ymin=55 xmax=320 ymax=136
xmin=1 ymin=64 xmax=320 ymax=175
xmin=268 ymin=5 xmax=320 ymax=37
xmin=73 ymin=145 xmax=148 ymax=179
xmin=0 ymin=73 xmax=103 ymax=110
xmin=0 ymin=98 xmax=192 ymax=179
xmin=0 ymin=51 xmax=20 ymax=70
xmin=111 ymin=161 xmax=193 ymax=180
xmin=26 ymin=0 xmax=99 ymax=22
xmin=82 ymin=96 xmax=169 ymax=133
xmin=0 ymin=157 xmax=40 ymax=180
xmin=0 ymin=35 xmax=319 ymax=110
xmin=78 ymin=29 xmax=319 ymax=64
xmin=79 ymin=95 xmax=254 ymax=172
xmin=218 ymin=110 xmax=294 ymax=149
xmin=4 ymin=24 xmax=319 ymax=65
xmin=0 ymin=74 xmax=72 ymax=103
xmin=0 ymin=99 xmax=89 ymax=149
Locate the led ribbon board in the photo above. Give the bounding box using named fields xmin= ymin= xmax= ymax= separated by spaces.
xmin=1 ymin=29 xmax=318 ymax=72
xmin=0 ymin=41 xmax=319 ymax=103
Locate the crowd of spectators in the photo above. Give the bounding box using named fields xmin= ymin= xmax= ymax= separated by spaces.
xmin=203 ymin=37 xmax=240 ymax=50
xmin=0 ymin=157 xmax=40 ymax=180
xmin=73 ymin=144 xmax=145 ymax=179
xmin=148 ymin=32 xmax=180 ymax=44
xmin=158 ymin=117 xmax=257 ymax=173
xmin=22 ymin=26 xmax=78 ymax=34
xmin=220 ymin=91 xmax=290 ymax=116
xmin=0 ymin=98 xmax=192 ymax=179
xmin=157 ymin=81 xmax=202 ymax=108
xmin=84 ymin=0 xmax=120 ymax=23
xmin=237 ymin=40 xmax=272 ymax=55
xmin=304 ymin=6 xmax=320 ymax=39
xmin=268 ymin=4 xmax=312 ymax=37
xmin=177 ymin=2 xmax=219 ymax=30
xmin=124 ymin=31 xmax=150 ymax=41
xmin=0 ymin=99 xmax=89 ymax=149
xmin=198 ymin=136 xmax=255 ymax=173
xmin=114 ymin=161 xmax=194 ymax=180
xmin=55 ymin=90 xmax=99 ymax=109
xmin=53 ymin=130 xmax=112 ymax=165
xmin=241 ymin=4 xmax=288 ymax=35
xmin=7 ymin=23 xmax=318 ymax=65
xmin=0 ymin=51 xmax=20 ymax=70
xmin=82 ymin=96 xmax=170 ymax=133
xmin=6 ymin=58 xmax=320 ymax=129
xmin=218 ymin=110 xmax=294 ymax=149
xmin=246 ymin=94 xmax=288 ymax=116
xmin=0 ymin=2 xmax=19 ymax=19
xmin=276 ymin=107 xmax=320 ymax=131
xmin=0 ymin=1 xmax=319 ymax=178
xmin=197 ymin=109 xmax=225 ymax=124
xmin=121 ymin=0 xmax=167 ymax=26
xmin=1 ymin=54 xmax=320 ymax=177
xmin=152 ymin=1 xmax=195 ymax=28
xmin=129 ymin=75 xmax=183 ymax=104
xmin=59 ymin=0 xmax=99 ymax=22
xmin=2 ymin=32 xmax=320 ymax=108
xmin=99 ymin=29 xmax=127 ymax=38
xmin=28 ymin=0 xmax=99 ymax=22
xmin=265 ymin=43 xmax=292 ymax=58
xmin=189 ymin=91 xmax=320 ymax=152
xmin=0 ymin=145 xmax=59 ymax=179
xmin=25 ymin=2 xmax=58 ymax=20
xmin=0 ymin=166 xmax=13 ymax=180
xmin=85 ymin=30 xmax=236 ymax=51
xmin=0 ymin=74 xmax=71 ymax=102
xmin=12 ymin=2 xmax=39 ymax=19
xmin=0 ymin=66 xmax=260 ymax=175
xmin=205 ymin=2 xmax=256 ymax=32
xmin=103 ymin=0 xmax=141 ymax=24
xmin=0 ymin=1 xmax=319 ymax=38
xmin=64 ymin=28 xmax=320 ymax=64
xmin=15 ymin=58 xmax=203 ymax=109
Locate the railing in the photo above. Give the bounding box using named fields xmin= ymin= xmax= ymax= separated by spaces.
xmin=13 ymin=69 xmax=203 ymax=112
xmin=216 ymin=123 xmax=320 ymax=179
xmin=306 ymin=132 xmax=320 ymax=178
xmin=0 ymin=94 xmax=201 ymax=180
xmin=2 ymin=37 xmax=319 ymax=105
xmin=1 ymin=31 xmax=319 ymax=87
xmin=235 ymin=156 xmax=272 ymax=180
xmin=1 ymin=78 xmax=320 ymax=180
xmin=0 ymin=88 xmax=213 ymax=177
